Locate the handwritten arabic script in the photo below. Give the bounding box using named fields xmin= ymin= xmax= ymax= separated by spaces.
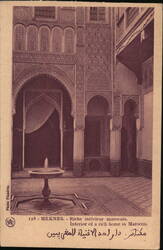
xmin=47 ymin=227 xmax=146 ymax=240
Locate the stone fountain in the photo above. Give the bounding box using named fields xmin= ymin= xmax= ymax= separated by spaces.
xmin=11 ymin=158 xmax=89 ymax=213
xmin=28 ymin=157 xmax=64 ymax=206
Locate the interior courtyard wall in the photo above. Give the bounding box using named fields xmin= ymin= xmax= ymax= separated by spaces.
xmin=141 ymin=92 xmax=153 ymax=161
xmin=115 ymin=61 xmax=139 ymax=95
xmin=12 ymin=6 xmax=154 ymax=177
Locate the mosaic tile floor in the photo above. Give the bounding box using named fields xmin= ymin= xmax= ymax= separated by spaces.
xmin=11 ymin=177 xmax=152 ymax=216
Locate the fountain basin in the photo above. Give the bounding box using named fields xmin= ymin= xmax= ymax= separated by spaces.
xmin=29 ymin=169 xmax=64 ymax=178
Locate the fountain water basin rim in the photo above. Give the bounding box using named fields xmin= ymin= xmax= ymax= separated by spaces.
xmin=29 ymin=169 xmax=64 ymax=178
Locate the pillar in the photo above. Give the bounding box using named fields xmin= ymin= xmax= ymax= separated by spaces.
xmin=136 ymin=117 xmax=143 ymax=175
xmin=136 ymin=118 xmax=142 ymax=159
xmin=74 ymin=13 xmax=85 ymax=176
xmin=110 ymin=117 xmax=121 ymax=176
xmin=73 ymin=127 xmax=84 ymax=177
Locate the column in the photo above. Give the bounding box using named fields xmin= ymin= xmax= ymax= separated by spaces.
xmin=110 ymin=117 xmax=121 ymax=176
xmin=136 ymin=118 xmax=142 ymax=159
xmin=136 ymin=117 xmax=142 ymax=175
xmin=73 ymin=127 xmax=84 ymax=177
xmin=74 ymin=15 xmax=85 ymax=176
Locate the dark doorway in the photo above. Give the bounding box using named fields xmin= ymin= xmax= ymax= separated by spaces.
xmin=84 ymin=95 xmax=109 ymax=161
xmin=25 ymin=110 xmax=60 ymax=167
xmin=121 ymin=100 xmax=137 ymax=174
xmin=85 ymin=118 xmax=101 ymax=156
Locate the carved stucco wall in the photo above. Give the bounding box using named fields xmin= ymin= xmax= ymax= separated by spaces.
xmin=13 ymin=7 xmax=78 ymax=117
xmin=85 ymin=24 xmax=112 ymax=91
xmin=13 ymin=63 xmax=75 ymax=115
xmin=13 ymin=7 xmax=114 ymax=128
xmin=84 ymin=23 xmax=112 ymax=117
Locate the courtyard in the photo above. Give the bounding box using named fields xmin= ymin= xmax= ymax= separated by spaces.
xmin=11 ymin=175 xmax=152 ymax=216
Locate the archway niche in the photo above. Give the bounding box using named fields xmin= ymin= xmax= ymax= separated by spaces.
xmin=12 ymin=74 xmax=73 ymax=171
xmin=85 ymin=95 xmax=110 ymax=172
xmin=14 ymin=24 xmax=26 ymax=51
xmin=121 ymin=99 xmax=137 ymax=174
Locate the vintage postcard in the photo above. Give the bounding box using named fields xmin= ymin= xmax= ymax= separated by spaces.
xmin=0 ymin=1 xmax=162 ymax=249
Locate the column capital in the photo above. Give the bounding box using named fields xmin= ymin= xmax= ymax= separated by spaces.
xmin=110 ymin=116 xmax=122 ymax=131
xmin=73 ymin=114 xmax=85 ymax=131
xmin=74 ymin=127 xmax=85 ymax=132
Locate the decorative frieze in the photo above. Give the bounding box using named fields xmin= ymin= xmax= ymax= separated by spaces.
xmin=13 ymin=52 xmax=76 ymax=65
xmin=13 ymin=22 xmax=76 ymax=54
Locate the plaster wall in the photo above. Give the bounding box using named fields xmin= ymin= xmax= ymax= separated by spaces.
xmin=141 ymin=91 xmax=153 ymax=160
xmin=115 ymin=61 xmax=139 ymax=94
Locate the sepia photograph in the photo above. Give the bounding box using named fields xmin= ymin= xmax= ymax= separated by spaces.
xmin=11 ymin=5 xmax=153 ymax=216
xmin=0 ymin=2 xmax=161 ymax=249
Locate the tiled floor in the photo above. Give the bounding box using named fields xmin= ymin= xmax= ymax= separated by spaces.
xmin=11 ymin=176 xmax=152 ymax=216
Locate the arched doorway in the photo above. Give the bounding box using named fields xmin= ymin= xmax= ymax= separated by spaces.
xmin=12 ymin=74 xmax=73 ymax=170
xmin=121 ymin=99 xmax=137 ymax=174
xmin=85 ymin=96 xmax=110 ymax=171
